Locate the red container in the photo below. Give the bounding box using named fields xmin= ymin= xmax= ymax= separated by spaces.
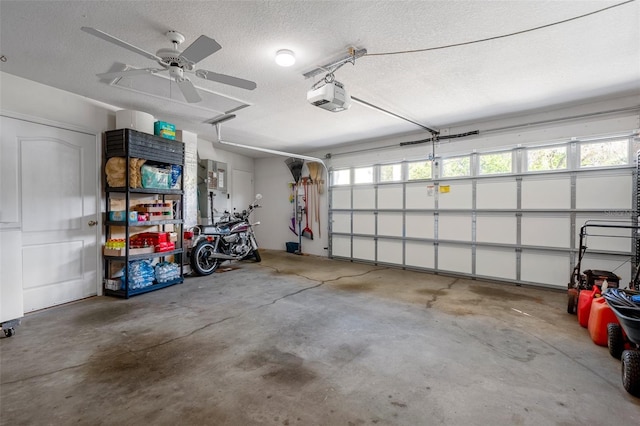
xmin=588 ymin=297 xmax=620 ymax=346
xmin=578 ymin=286 xmax=600 ymax=328
xmin=136 ymin=232 xmax=168 ymax=244
xmin=154 ymin=242 xmax=175 ymax=252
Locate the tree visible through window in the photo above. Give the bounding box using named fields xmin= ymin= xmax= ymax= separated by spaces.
xmin=480 ymin=152 xmax=512 ymax=175
xmin=380 ymin=164 xmax=402 ymax=182
xmin=442 ymin=156 xmax=470 ymax=177
xmin=527 ymin=146 xmax=567 ymax=171
xmin=408 ymin=161 xmax=432 ymax=180
xmin=580 ymin=139 xmax=628 ymax=167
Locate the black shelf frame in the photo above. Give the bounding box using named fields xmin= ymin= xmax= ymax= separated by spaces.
xmin=106 ymin=187 xmax=183 ymax=195
xmin=106 ymin=219 xmax=183 ymax=227
xmin=103 ymin=128 xmax=185 ymax=298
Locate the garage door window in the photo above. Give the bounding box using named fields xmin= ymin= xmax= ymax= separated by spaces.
xmin=441 ymin=156 xmax=470 ymax=177
xmin=526 ymin=146 xmax=567 ymax=171
xmin=408 ymin=161 xmax=433 ymax=180
xmin=354 ymin=166 xmax=374 ymax=184
xmin=580 ymin=139 xmax=628 ymax=168
xmin=332 ymin=169 xmax=350 ymax=185
xmin=380 ymin=164 xmax=402 ymax=182
xmin=479 ymin=152 xmax=512 ymax=175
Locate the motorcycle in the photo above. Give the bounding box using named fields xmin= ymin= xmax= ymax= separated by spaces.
xmin=189 ymin=194 xmax=262 ymax=276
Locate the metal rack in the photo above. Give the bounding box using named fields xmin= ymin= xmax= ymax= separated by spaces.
xmin=103 ymin=129 xmax=185 ymax=298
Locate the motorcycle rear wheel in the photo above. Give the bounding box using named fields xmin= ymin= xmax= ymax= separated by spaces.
xmin=191 ymin=240 xmax=221 ymax=276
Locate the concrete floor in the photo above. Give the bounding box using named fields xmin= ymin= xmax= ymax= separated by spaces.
xmin=1 ymin=250 xmax=639 ymax=425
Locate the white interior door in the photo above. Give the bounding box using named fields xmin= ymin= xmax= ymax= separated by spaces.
xmin=1 ymin=116 xmax=98 ymax=313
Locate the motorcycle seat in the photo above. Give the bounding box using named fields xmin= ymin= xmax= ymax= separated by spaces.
xmin=200 ymin=225 xmax=217 ymax=234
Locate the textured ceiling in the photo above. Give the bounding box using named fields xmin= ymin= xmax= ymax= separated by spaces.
xmin=1 ymin=0 xmax=638 ymax=155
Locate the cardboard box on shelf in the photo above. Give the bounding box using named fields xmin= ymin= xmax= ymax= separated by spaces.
xmin=103 ymin=246 xmax=155 ymax=256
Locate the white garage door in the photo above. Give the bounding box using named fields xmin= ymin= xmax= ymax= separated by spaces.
xmin=328 ymin=137 xmax=635 ymax=289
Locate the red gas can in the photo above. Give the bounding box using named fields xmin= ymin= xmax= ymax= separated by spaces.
xmin=577 ymin=286 xmax=599 ymax=328
xmin=588 ymin=297 xmax=620 ymax=346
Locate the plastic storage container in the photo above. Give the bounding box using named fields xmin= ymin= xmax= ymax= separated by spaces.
xmin=588 ymin=297 xmax=620 ymax=346
xmin=578 ymin=286 xmax=600 ymax=328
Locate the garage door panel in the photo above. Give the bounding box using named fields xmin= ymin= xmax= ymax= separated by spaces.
xmin=378 ymin=239 xmax=403 ymax=264
xmin=406 ymin=183 xmax=435 ymax=209
xmin=405 ymin=241 xmax=435 ymax=268
xmin=378 ymin=212 xmax=403 ymax=237
xmin=331 ymin=235 xmax=351 ymax=258
xmin=353 ymin=212 xmax=375 ymax=235
xmin=521 ymin=177 xmax=570 ymax=209
xmin=439 ymin=214 xmax=472 ymax=241
xmin=378 ymin=185 xmax=403 ymax=209
xmin=476 ymin=248 xmax=516 ymax=280
xmin=521 ymin=251 xmax=569 ymax=288
xmin=353 ymin=237 xmax=375 ymax=261
xmin=575 ymin=214 xmax=632 ymax=252
xmin=353 ymin=187 xmax=375 ymax=209
xmin=438 ymin=182 xmax=472 ymax=209
xmin=331 ymin=187 xmax=351 ymax=209
xmin=331 ymin=212 xmax=351 ymax=233
xmin=438 ymin=244 xmax=472 ymax=274
xmin=477 ymin=214 xmax=517 ymax=244
xmin=576 ymin=173 xmax=632 ymax=210
xmin=406 ymin=212 xmax=434 ymax=239
xmin=477 ymin=180 xmax=517 ymax=209
xmin=522 ymin=215 xmax=570 ymax=248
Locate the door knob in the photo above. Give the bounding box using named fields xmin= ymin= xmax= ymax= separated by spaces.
xmin=88 ymin=220 xmax=98 ymax=226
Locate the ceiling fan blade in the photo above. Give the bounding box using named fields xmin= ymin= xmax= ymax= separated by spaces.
xmin=81 ymin=27 xmax=162 ymax=62
xmin=96 ymin=68 xmax=164 ymax=80
xmin=181 ymin=35 xmax=222 ymax=64
xmin=176 ymin=78 xmax=202 ymax=103
xmin=195 ymin=69 xmax=257 ymax=90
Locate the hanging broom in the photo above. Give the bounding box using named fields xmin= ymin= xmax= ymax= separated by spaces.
xmin=307 ymin=162 xmax=323 ymax=237
xmin=301 ymin=176 xmax=313 ymax=239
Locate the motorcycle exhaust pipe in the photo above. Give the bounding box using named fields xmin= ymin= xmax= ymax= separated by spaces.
xmin=209 ymin=253 xmax=239 ymax=260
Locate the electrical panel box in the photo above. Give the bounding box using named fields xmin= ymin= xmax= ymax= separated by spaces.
xmin=216 ymin=162 xmax=227 ymax=193
xmin=197 ymin=159 xmax=228 ymax=225
xmin=198 ymin=160 xmax=227 ymax=193
xmin=198 ymin=159 xmax=217 ymax=191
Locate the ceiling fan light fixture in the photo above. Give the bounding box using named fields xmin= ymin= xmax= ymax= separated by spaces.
xmin=275 ymin=49 xmax=295 ymax=67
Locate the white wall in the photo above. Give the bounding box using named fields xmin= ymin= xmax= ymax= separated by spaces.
xmin=197 ymin=139 xmax=256 ymax=220
xmin=254 ymin=157 xmax=329 ymax=255
xmin=1 ymin=72 xmax=115 ymax=133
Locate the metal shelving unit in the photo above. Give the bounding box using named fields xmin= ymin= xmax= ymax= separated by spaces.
xmin=103 ymin=128 xmax=185 ymax=298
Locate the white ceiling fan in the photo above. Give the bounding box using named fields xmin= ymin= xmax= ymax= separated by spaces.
xmin=81 ymin=27 xmax=257 ymax=103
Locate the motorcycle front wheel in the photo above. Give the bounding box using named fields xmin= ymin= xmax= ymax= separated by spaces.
xmin=190 ymin=240 xmax=221 ymax=276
